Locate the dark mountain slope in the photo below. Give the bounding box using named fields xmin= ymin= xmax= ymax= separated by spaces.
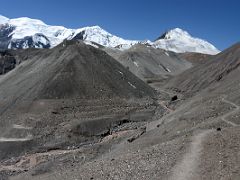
xmin=0 ymin=51 xmax=16 ymax=74
xmin=178 ymin=52 xmax=213 ymax=65
xmin=8 ymin=42 xmax=240 ymax=180
xmin=104 ymin=44 xmax=192 ymax=81
xmin=167 ymin=42 xmax=240 ymax=97
xmin=0 ymin=40 xmax=158 ymax=161
xmin=0 ymin=40 xmax=155 ymax=115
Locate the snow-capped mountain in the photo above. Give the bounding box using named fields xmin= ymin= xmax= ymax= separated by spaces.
xmin=0 ymin=15 xmax=138 ymax=50
xmin=0 ymin=15 xmax=9 ymax=24
xmin=0 ymin=15 xmax=220 ymax=54
xmin=153 ymin=28 xmax=220 ymax=55
xmin=72 ymin=26 xmax=138 ymax=49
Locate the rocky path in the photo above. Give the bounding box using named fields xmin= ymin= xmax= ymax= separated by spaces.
xmin=221 ymin=98 xmax=239 ymax=127
xmin=0 ymin=135 xmax=32 ymax=142
xmin=0 ymin=124 xmax=33 ymax=142
xmin=169 ymin=130 xmax=212 ymax=180
xmin=168 ymin=97 xmax=239 ymax=180
xmin=12 ymin=124 xmax=33 ymax=130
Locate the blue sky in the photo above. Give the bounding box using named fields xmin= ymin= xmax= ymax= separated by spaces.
xmin=0 ymin=0 xmax=239 ymax=50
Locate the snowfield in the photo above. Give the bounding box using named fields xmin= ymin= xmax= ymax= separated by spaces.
xmin=0 ymin=15 xmax=220 ymax=54
xmin=153 ymin=28 xmax=219 ymax=55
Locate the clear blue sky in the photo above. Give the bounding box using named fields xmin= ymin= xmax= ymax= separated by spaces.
xmin=1 ymin=0 xmax=239 ymax=50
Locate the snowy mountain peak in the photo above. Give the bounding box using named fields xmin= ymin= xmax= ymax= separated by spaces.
xmin=154 ymin=28 xmax=220 ymax=55
xmin=0 ymin=15 xmax=9 ymax=24
xmin=158 ymin=28 xmax=191 ymax=40
xmin=0 ymin=15 xmax=220 ymax=54
xmin=85 ymin=25 xmax=102 ymax=30
xmin=72 ymin=25 xmax=138 ymax=48
xmin=0 ymin=15 xmax=138 ymax=50
xmin=9 ymin=17 xmax=46 ymax=26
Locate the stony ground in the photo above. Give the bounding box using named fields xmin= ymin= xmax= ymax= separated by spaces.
xmin=1 ymin=42 xmax=240 ymax=180
xmin=0 ymin=84 xmax=238 ymax=180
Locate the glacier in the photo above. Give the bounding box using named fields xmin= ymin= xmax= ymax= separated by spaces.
xmin=0 ymin=15 xmax=220 ymax=54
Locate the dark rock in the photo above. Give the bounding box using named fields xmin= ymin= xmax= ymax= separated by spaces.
xmin=0 ymin=24 xmax=15 ymax=50
xmin=9 ymin=33 xmax=51 ymax=49
xmin=0 ymin=53 xmax=16 ymax=75
xmin=171 ymin=95 xmax=178 ymax=101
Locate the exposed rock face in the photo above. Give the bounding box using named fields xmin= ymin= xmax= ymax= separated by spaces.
xmin=0 ymin=24 xmax=15 ymax=50
xmin=0 ymin=51 xmax=16 ymax=75
xmin=8 ymin=33 xmax=51 ymax=49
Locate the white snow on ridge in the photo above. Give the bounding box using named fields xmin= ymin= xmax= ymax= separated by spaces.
xmin=0 ymin=15 xmax=137 ymax=49
xmin=72 ymin=26 xmax=138 ymax=48
xmin=0 ymin=15 xmax=9 ymax=24
xmin=0 ymin=15 xmax=220 ymax=54
xmin=84 ymin=40 xmax=99 ymax=48
xmin=7 ymin=16 xmax=74 ymax=47
xmin=153 ymin=28 xmax=220 ymax=55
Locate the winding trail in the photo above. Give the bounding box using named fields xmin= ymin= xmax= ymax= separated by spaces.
xmin=0 ymin=136 xmax=32 ymax=142
xmin=1 ymin=94 xmax=239 ymax=176
xmin=170 ymin=130 xmax=212 ymax=180
xmin=12 ymin=124 xmax=33 ymax=130
xmin=221 ymin=98 xmax=239 ymax=127
xmin=169 ymin=97 xmax=239 ymax=180
xmin=0 ymin=125 xmax=33 ymax=142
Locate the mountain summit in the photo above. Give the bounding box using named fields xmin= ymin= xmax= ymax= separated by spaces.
xmin=0 ymin=15 xmax=219 ymax=54
xmin=153 ymin=28 xmax=220 ymax=55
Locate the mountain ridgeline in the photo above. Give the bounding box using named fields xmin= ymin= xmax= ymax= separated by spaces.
xmin=0 ymin=15 xmax=219 ymax=55
xmin=0 ymin=14 xmax=240 ymax=180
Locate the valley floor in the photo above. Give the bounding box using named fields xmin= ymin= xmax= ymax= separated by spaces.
xmin=1 ymin=85 xmax=240 ymax=180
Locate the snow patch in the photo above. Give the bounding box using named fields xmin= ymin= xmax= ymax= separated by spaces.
xmin=84 ymin=41 xmax=99 ymax=48
xmin=133 ymin=61 xmax=139 ymax=67
xmin=166 ymin=68 xmax=171 ymax=72
xmin=128 ymin=82 xmax=136 ymax=89
xmin=118 ymin=71 xmax=123 ymax=75
xmin=164 ymin=52 xmax=170 ymax=56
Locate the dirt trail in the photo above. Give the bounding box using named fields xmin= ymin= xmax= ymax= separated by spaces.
xmin=169 ymin=98 xmax=239 ymax=180
xmin=0 ymin=135 xmax=32 ymax=142
xmin=170 ymin=130 xmax=212 ymax=180
xmin=221 ymin=98 xmax=239 ymax=127
xmin=0 ymin=125 xmax=33 ymax=142
xmin=12 ymin=124 xmax=33 ymax=130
